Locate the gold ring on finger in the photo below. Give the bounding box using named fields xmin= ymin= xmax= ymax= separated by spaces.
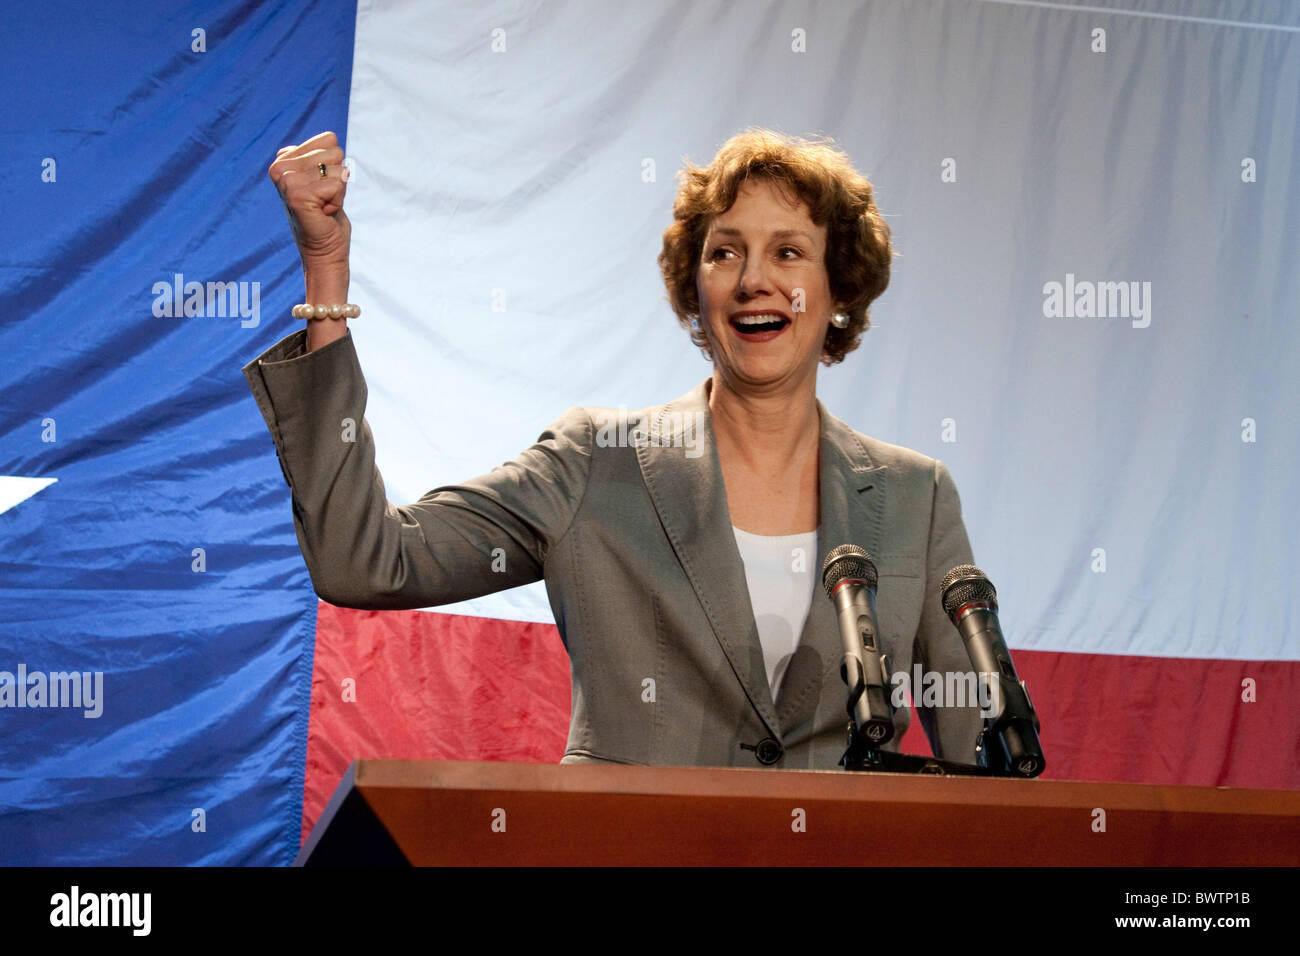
xmin=317 ymin=162 xmax=327 ymax=179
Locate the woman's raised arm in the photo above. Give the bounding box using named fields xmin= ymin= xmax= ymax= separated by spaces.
xmin=245 ymin=132 xmax=594 ymax=609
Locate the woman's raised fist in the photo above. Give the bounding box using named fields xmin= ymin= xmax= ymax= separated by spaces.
xmin=268 ymin=131 xmax=351 ymax=277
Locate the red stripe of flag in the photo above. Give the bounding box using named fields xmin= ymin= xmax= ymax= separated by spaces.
xmin=302 ymin=604 xmax=1299 ymax=842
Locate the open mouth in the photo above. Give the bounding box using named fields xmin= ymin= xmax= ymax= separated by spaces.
xmin=729 ymin=313 xmax=791 ymax=339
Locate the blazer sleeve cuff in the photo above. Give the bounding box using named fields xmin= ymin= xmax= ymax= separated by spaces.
xmin=240 ymin=328 xmax=366 ymax=489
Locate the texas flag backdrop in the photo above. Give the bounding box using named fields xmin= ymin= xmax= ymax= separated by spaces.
xmin=1 ymin=1 xmax=1296 ymax=865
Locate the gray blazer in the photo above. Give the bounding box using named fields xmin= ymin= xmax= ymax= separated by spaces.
xmin=243 ymin=329 xmax=984 ymax=770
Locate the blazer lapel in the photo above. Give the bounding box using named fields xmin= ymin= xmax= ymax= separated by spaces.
xmin=634 ymin=380 xmax=781 ymax=739
xmin=635 ymin=380 xmax=888 ymax=744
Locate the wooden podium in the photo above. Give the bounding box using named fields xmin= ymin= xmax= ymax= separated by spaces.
xmin=295 ymin=759 xmax=1300 ymax=866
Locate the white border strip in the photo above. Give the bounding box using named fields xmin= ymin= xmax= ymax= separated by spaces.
xmin=967 ymin=0 xmax=1300 ymax=33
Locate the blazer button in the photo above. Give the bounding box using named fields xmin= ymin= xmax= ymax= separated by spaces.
xmin=754 ymin=737 xmax=783 ymax=765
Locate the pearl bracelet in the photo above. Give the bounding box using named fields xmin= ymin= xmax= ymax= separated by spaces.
xmin=291 ymin=303 xmax=361 ymax=320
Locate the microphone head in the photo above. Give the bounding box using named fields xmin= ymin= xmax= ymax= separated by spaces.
xmin=822 ymin=544 xmax=879 ymax=596
xmin=940 ymin=565 xmax=998 ymax=619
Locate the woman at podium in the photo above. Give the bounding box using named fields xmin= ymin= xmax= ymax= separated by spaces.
xmin=244 ymin=128 xmax=985 ymax=770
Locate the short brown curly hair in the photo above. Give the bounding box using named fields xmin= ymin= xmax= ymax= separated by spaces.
xmin=658 ymin=128 xmax=895 ymax=366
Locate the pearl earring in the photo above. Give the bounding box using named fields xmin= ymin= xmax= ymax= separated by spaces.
xmin=830 ymin=312 xmax=850 ymax=329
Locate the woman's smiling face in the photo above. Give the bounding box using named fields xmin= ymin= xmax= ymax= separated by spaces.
xmin=696 ymin=176 xmax=836 ymax=391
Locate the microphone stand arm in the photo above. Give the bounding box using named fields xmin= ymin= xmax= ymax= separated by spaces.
xmin=840 ymin=718 xmax=998 ymax=776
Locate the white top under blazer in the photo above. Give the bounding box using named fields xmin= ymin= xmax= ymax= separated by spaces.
xmin=731 ymin=525 xmax=821 ymax=699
